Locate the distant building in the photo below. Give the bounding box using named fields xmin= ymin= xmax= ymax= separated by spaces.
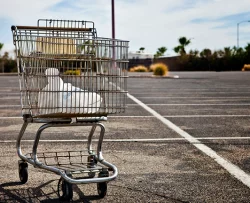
xmin=128 ymin=51 xmax=154 ymax=59
xmin=128 ymin=51 xmax=154 ymax=69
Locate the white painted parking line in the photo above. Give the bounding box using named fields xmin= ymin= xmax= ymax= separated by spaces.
xmin=0 ymin=116 xmax=155 ymax=119
xmin=136 ymin=97 xmax=250 ymax=99
xmin=1 ymin=115 xmax=250 ymax=119
xmin=0 ymin=90 xmax=15 ymax=92
xmin=111 ymin=115 xmax=250 ymax=118
xmin=128 ymin=104 xmax=250 ymax=106
xmin=0 ymin=97 xmax=20 ymax=99
xmin=127 ymin=93 xmax=250 ymax=188
xmin=130 ymin=87 xmax=250 ymax=89
xmin=0 ymin=117 xmax=22 ymax=119
xmin=163 ymin=115 xmax=250 ymax=118
xmin=130 ymin=92 xmax=250 ymax=94
xmin=113 ymin=115 xmax=250 ymax=118
xmin=0 ymin=105 xmax=20 ymax=108
xmin=0 ymin=92 xmax=20 ymax=95
xmin=1 ymin=137 xmax=250 ymax=143
xmin=4 ymin=104 xmax=250 ymax=108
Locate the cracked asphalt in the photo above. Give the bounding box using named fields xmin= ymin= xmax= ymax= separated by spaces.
xmin=1 ymin=72 xmax=250 ymax=202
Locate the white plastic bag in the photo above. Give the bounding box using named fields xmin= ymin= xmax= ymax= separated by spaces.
xmin=38 ymin=68 xmax=102 ymax=115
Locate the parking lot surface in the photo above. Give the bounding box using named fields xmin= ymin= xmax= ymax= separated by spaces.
xmin=1 ymin=72 xmax=250 ymax=202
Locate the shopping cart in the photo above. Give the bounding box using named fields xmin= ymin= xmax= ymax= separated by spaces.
xmin=11 ymin=19 xmax=129 ymax=200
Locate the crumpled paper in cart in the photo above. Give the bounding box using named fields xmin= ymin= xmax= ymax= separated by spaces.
xmin=38 ymin=68 xmax=102 ymax=115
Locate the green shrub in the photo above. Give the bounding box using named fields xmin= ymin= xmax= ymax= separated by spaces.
xmin=150 ymin=63 xmax=168 ymax=76
xmin=64 ymin=69 xmax=81 ymax=75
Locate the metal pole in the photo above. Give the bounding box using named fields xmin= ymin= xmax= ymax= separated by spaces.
xmin=111 ymin=0 xmax=116 ymax=69
xmin=111 ymin=0 xmax=115 ymax=39
xmin=237 ymin=23 xmax=239 ymax=49
xmin=237 ymin=20 xmax=250 ymax=49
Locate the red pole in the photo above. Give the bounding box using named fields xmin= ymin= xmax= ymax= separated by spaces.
xmin=111 ymin=0 xmax=116 ymax=69
xmin=111 ymin=0 xmax=115 ymax=39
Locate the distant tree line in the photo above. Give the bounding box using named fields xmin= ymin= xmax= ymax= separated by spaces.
xmin=0 ymin=43 xmax=17 ymax=73
xmin=173 ymin=37 xmax=250 ymax=71
xmin=2 ymin=37 xmax=250 ymax=73
xmin=146 ymin=37 xmax=250 ymax=71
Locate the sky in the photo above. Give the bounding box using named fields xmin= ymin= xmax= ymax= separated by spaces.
xmin=1 ymin=0 xmax=250 ymax=57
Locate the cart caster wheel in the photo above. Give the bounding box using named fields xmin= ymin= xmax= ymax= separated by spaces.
xmin=97 ymin=171 xmax=109 ymax=198
xmin=58 ymin=177 xmax=73 ymax=201
xmin=18 ymin=161 xmax=28 ymax=184
xmin=97 ymin=182 xmax=107 ymax=198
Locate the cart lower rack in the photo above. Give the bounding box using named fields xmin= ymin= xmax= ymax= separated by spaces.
xmin=12 ymin=19 xmax=129 ymax=201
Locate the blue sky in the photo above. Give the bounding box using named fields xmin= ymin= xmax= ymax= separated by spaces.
xmin=1 ymin=0 xmax=250 ymax=57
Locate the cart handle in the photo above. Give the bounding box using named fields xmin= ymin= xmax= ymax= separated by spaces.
xmin=11 ymin=25 xmax=92 ymax=32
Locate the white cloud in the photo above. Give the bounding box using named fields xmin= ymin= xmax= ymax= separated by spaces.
xmin=1 ymin=0 xmax=250 ymax=56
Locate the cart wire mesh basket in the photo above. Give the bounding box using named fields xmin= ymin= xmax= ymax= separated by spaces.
xmin=11 ymin=19 xmax=129 ymax=200
xmin=12 ymin=19 xmax=129 ymax=118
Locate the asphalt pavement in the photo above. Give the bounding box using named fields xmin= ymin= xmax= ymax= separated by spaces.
xmin=1 ymin=72 xmax=250 ymax=202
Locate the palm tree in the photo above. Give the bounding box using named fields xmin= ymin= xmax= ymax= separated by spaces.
xmin=200 ymin=48 xmax=212 ymax=58
xmin=173 ymin=37 xmax=191 ymax=55
xmin=223 ymin=47 xmax=232 ymax=58
xmin=200 ymin=48 xmax=212 ymax=71
xmin=217 ymin=49 xmax=224 ymax=58
xmin=212 ymin=50 xmax=218 ymax=58
xmin=244 ymin=43 xmax=250 ymax=54
xmin=154 ymin=46 xmax=167 ymax=58
xmin=189 ymin=49 xmax=199 ymax=57
xmin=237 ymin=47 xmax=244 ymax=55
xmin=194 ymin=50 xmax=199 ymax=57
xmin=2 ymin=51 xmax=9 ymax=60
xmin=0 ymin=43 xmax=3 ymax=52
xmin=189 ymin=50 xmax=194 ymax=55
xmin=0 ymin=43 xmax=4 ymax=73
xmin=139 ymin=47 xmax=145 ymax=53
xmin=232 ymin=46 xmax=244 ymax=56
xmin=232 ymin=46 xmax=238 ymax=56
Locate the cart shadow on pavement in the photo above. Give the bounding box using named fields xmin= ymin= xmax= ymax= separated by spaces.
xmin=0 ymin=180 xmax=102 ymax=202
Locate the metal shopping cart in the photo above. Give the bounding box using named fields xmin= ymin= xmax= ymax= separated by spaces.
xmin=11 ymin=19 xmax=129 ymax=200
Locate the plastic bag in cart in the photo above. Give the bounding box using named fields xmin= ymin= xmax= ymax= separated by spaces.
xmin=38 ymin=68 xmax=102 ymax=115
